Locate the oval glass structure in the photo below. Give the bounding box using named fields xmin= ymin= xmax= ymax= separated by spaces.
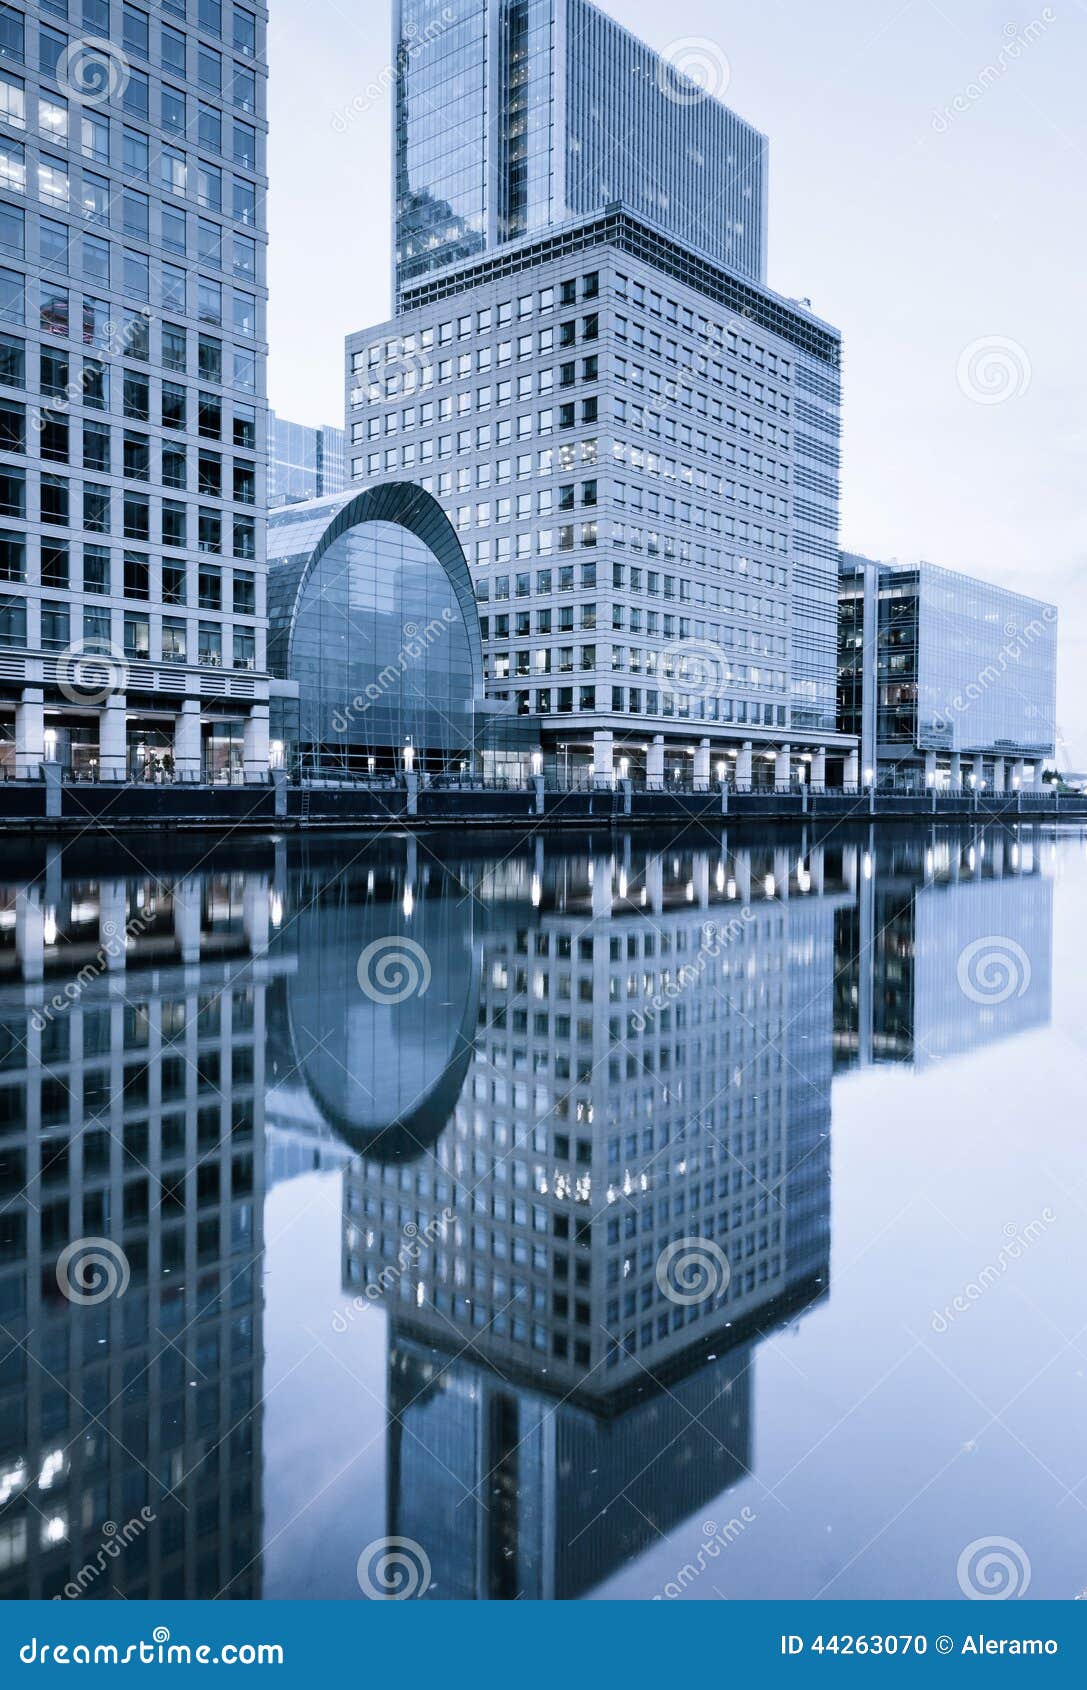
xmin=267 ymin=484 xmax=484 ymax=774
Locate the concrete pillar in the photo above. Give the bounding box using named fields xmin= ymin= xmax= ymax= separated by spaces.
xmin=591 ymin=855 xmax=612 ymax=918
xmin=810 ymin=846 xmax=826 ymax=895
xmin=1032 ymin=760 xmax=1046 ymax=791
xmin=734 ymin=849 xmax=752 ymax=906
xmin=174 ymin=699 xmax=201 ymax=782
xmin=844 ymin=749 xmax=860 ymax=788
xmin=646 ymin=735 xmax=664 ymax=791
xmin=773 ymin=848 xmax=790 ymax=900
xmin=243 ymin=876 xmax=269 ymax=955
xmin=693 ymin=853 xmax=710 ymax=909
xmin=646 ymin=853 xmax=664 ymax=914
xmin=991 ymin=757 xmax=1006 ymax=795
xmin=592 ymin=730 xmax=614 ymax=789
xmin=15 ymin=688 xmax=44 ymax=779
xmin=693 ymin=739 xmax=710 ymax=792
xmin=949 ymin=752 xmax=962 ymax=789
xmin=243 ymin=704 xmax=270 ymax=783
xmin=1011 ymin=758 xmax=1025 ymax=790
xmin=98 ymin=694 xmax=127 ymax=782
xmin=924 ymin=749 xmax=937 ymax=788
xmin=173 ymin=877 xmax=202 ymax=964
xmin=810 ymin=748 xmax=826 ymax=792
xmin=15 ymin=887 xmax=44 ymax=983
xmin=775 ymin=746 xmax=792 ymax=792
xmin=98 ymin=881 xmax=129 ymax=972
xmin=971 ymin=753 xmax=985 ymax=789
xmin=735 ymin=741 xmax=753 ymax=792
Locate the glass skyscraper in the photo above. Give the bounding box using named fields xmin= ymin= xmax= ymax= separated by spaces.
xmin=352 ymin=0 xmax=850 ymax=786
xmin=266 ymin=410 xmax=345 ymax=508
xmin=0 ymin=0 xmax=270 ymax=785
xmin=838 ymin=553 xmax=1057 ymax=791
xmin=394 ymin=0 xmax=768 ymax=299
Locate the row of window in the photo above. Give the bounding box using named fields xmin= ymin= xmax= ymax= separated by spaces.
xmin=486 ymin=684 xmax=787 ymax=724
xmin=0 ymin=469 xmax=255 ymax=554
xmin=1 ymin=329 xmax=259 ymax=407
xmin=0 ymin=596 xmax=257 ymax=665
xmin=1 ymin=255 xmax=260 ymax=340
xmin=0 ymin=535 xmax=255 ymax=606
xmin=0 ymin=195 xmax=258 ymax=291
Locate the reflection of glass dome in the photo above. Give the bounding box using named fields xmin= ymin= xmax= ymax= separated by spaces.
xmin=267 ymin=484 xmax=484 ymax=770
xmin=278 ymin=885 xmax=480 ymax=1162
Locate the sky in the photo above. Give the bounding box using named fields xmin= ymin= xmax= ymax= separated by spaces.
xmin=266 ymin=0 xmax=1087 ymax=763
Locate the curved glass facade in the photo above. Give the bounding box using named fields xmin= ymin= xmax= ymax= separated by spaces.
xmin=267 ymin=487 xmax=483 ymax=773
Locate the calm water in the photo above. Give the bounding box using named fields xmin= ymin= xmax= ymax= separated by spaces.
xmin=1 ymin=823 xmax=1085 ymax=1602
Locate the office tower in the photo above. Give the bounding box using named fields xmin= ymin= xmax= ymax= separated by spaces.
xmin=0 ymin=0 xmax=271 ymax=785
xmin=0 ymin=864 xmax=273 ymax=1599
xmin=348 ymin=0 xmax=852 ymax=785
xmin=266 ymin=410 xmax=345 ymax=507
xmin=393 ymin=0 xmax=768 ymax=299
xmin=838 ymin=553 xmax=1057 ymax=792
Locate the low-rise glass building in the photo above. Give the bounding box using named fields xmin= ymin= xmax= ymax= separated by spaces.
xmin=266 ymin=483 xmax=484 ymax=775
xmin=839 ymin=553 xmax=1057 ymax=790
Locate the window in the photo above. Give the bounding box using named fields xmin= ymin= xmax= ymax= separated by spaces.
xmin=40 ymin=600 xmax=70 ymax=651
xmin=0 ymin=528 xmax=25 ymax=580
xmin=162 ymin=499 xmax=185 ymax=547
xmin=122 ymin=5 xmax=150 ymax=59
xmin=0 ymin=70 xmax=25 ymax=129
xmin=122 ymin=68 xmax=149 ymax=120
xmin=40 ymin=473 xmax=67 ymax=524
xmin=80 ymin=108 xmax=108 ymax=164
xmin=162 ymin=25 xmax=186 ymax=76
xmin=83 ymin=422 xmax=110 ymax=472
xmin=232 ymin=514 xmax=254 ymax=559
xmin=162 ymin=617 xmax=186 ymax=662
xmin=0 ymin=594 xmax=26 ymax=647
xmin=123 ymin=369 xmax=149 ymax=420
xmin=0 ymin=394 xmax=22 ymax=450
xmin=40 ymin=540 xmax=67 ymax=587
xmin=83 ymin=484 xmax=110 ymax=532
xmin=162 ymin=380 xmax=185 ymax=428
xmin=162 ymin=323 xmax=186 ymax=372
xmin=123 ymin=491 xmax=150 ymax=540
xmin=0 ymin=331 xmax=23 ymax=386
xmin=123 ymin=432 xmax=150 ymax=481
xmin=123 ymin=188 xmax=149 ymax=240
xmin=162 ymin=84 xmax=186 ymax=134
xmin=0 ymin=265 xmax=22 ymax=323
xmin=232 ymin=404 xmax=255 ymax=448
xmin=81 ymin=232 xmax=109 ymax=283
xmin=198 ymin=102 xmax=221 ymax=151
xmin=81 ymin=171 xmax=110 ymax=223
xmin=0 ymin=202 xmax=22 ymax=257
xmin=123 ymin=612 xmax=150 ymax=659
xmin=198 ymin=335 xmax=221 ymax=381
xmin=162 ymin=561 xmax=186 ymax=605
xmin=122 ymin=127 xmax=149 ymax=180
xmin=233 ymin=121 xmax=256 ymax=168
xmin=233 ymin=628 xmax=254 ymax=668
xmin=232 ymin=570 xmax=254 ymax=613
xmin=233 ymin=8 xmax=256 ymax=55
xmin=123 ymin=553 xmax=149 ymax=600
xmin=83 ymin=545 xmax=110 ymax=594
xmin=162 ymin=443 xmax=186 ymax=489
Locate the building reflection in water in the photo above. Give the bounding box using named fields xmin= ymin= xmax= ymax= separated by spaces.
xmin=0 ymin=823 xmax=1055 ymax=1600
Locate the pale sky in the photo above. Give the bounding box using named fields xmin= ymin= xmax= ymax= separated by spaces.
xmin=266 ymin=0 xmax=1087 ymax=763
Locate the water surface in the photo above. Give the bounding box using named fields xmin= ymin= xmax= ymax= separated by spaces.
xmin=1 ymin=823 xmax=1084 ymax=1601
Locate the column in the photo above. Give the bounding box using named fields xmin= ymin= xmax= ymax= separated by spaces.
xmin=591 ymin=855 xmax=613 ymax=918
xmin=949 ymin=752 xmax=962 ymax=789
xmin=924 ymin=749 xmax=937 ymax=788
xmin=174 ymin=699 xmax=201 ymax=782
xmin=243 ymin=704 xmax=270 ymax=783
xmin=243 ymin=876 xmax=269 ymax=955
xmin=98 ymin=881 xmax=129 ymax=973
xmin=810 ymin=748 xmax=826 ymax=792
xmin=773 ymin=847 xmax=791 ymax=900
xmin=1032 ymin=760 xmax=1046 ymax=791
xmin=98 ymin=694 xmax=127 ymax=783
xmin=173 ymin=877 xmax=203 ymax=965
xmin=735 ymin=741 xmax=753 ymax=792
xmin=1011 ymin=758 xmax=1025 ymax=790
xmin=991 ymin=757 xmax=1006 ymax=794
xmin=971 ymin=753 xmax=985 ymax=789
xmin=844 ymin=749 xmax=860 ymax=788
xmin=775 ymin=745 xmax=792 ymax=791
xmin=693 ymin=739 xmax=710 ymax=792
xmin=810 ymin=845 xmax=826 ymax=895
xmin=645 ymin=853 xmax=664 ymax=914
xmin=15 ymin=887 xmax=44 ymax=984
xmin=592 ymin=729 xmax=614 ymax=789
xmin=14 ymin=688 xmax=44 ymax=779
xmin=734 ymin=849 xmax=752 ymax=905
xmin=646 ymin=735 xmax=664 ymax=791
xmin=693 ymin=853 xmax=710 ymax=909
